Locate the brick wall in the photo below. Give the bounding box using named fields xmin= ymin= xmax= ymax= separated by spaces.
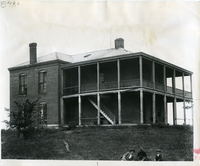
xmin=9 ymin=62 xmax=62 ymax=125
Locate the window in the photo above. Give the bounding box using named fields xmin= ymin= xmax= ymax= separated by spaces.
xmin=39 ymin=102 xmax=47 ymax=125
xmin=19 ymin=74 xmax=27 ymax=95
xmin=38 ymin=71 xmax=47 ymax=94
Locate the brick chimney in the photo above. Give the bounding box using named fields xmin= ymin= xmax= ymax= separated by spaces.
xmin=115 ymin=38 xmax=124 ymax=49
xmin=29 ymin=43 xmax=37 ymax=64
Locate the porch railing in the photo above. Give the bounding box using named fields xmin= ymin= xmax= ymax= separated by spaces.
xmin=100 ymin=81 xmax=118 ymax=90
xmin=175 ymin=88 xmax=183 ymax=97
xmin=155 ymin=82 xmax=165 ymax=91
xmin=63 ymin=86 xmax=78 ymax=95
xmin=185 ymin=91 xmax=192 ymax=98
xmin=166 ymin=86 xmax=173 ymax=94
xmin=143 ymin=80 xmax=154 ymax=89
xmin=81 ymin=84 xmax=97 ymax=93
xmin=120 ymin=79 xmax=140 ymax=88
xmin=63 ymin=80 xmax=192 ymax=99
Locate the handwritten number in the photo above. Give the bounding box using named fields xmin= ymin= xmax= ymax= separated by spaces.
xmin=1 ymin=1 xmax=20 ymax=8
xmin=1 ymin=1 xmax=7 ymax=8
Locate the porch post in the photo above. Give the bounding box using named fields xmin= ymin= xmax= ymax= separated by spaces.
xmin=60 ymin=98 xmax=64 ymax=126
xmin=78 ymin=95 xmax=81 ymax=126
xmin=182 ymin=73 xmax=185 ymax=97
xmin=78 ymin=66 xmax=81 ymax=94
xmin=173 ymin=69 xmax=176 ymax=94
xmin=118 ymin=91 xmax=121 ymax=124
xmin=163 ymin=65 xmax=166 ymax=92
xmin=164 ymin=95 xmax=167 ymax=124
xmin=183 ymin=99 xmax=186 ymax=125
xmin=117 ymin=59 xmax=120 ymax=89
xmin=191 ymin=101 xmax=194 ymax=126
xmin=97 ymin=93 xmax=100 ymax=125
xmin=117 ymin=59 xmax=121 ymax=124
xmin=139 ymin=56 xmax=143 ymax=124
xmin=140 ymin=89 xmax=143 ymax=124
xmin=152 ymin=61 xmax=155 ymax=90
xmin=182 ymin=73 xmax=186 ymax=125
xmin=152 ymin=93 xmax=156 ymax=123
xmin=190 ymin=75 xmax=193 ymax=126
xmin=60 ymin=69 xmax=64 ymax=126
xmin=190 ymin=75 xmax=193 ymax=96
xmin=139 ymin=56 xmax=143 ymax=87
xmin=97 ymin=63 xmax=99 ymax=91
xmin=60 ymin=68 xmax=63 ymax=96
xmin=173 ymin=97 xmax=177 ymax=125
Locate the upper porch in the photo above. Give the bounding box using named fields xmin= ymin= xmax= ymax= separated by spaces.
xmin=61 ymin=54 xmax=193 ymax=100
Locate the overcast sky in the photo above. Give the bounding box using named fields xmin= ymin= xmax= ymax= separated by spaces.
xmin=0 ymin=0 xmax=199 ymax=141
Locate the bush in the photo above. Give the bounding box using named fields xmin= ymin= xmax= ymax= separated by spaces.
xmin=4 ymin=98 xmax=41 ymax=141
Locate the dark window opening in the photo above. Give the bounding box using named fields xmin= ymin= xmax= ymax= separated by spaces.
xmin=39 ymin=102 xmax=47 ymax=125
xmin=19 ymin=74 xmax=27 ymax=95
xmin=39 ymin=71 xmax=47 ymax=94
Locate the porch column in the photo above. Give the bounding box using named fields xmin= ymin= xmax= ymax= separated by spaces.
xmin=182 ymin=73 xmax=185 ymax=97
xmin=163 ymin=65 xmax=166 ymax=92
xmin=152 ymin=93 xmax=156 ymax=123
xmin=140 ymin=89 xmax=143 ymax=124
xmin=60 ymin=98 xmax=64 ymax=126
xmin=60 ymin=69 xmax=64 ymax=126
xmin=78 ymin=66 xmax=81 ymax=94
xmin=139 ymin=56 xmax=143 ymax=124
xmin=118 ymin=91 xmax=121 ymax=124
xmin=117 ymin=59 xmax=120 ymax=89
xmin=190 ymin=75 xmax=193 ymax=96
xmin=173 ymin=97 xmax=177 ymax=125
xmin=191 ymin=101 xmax=194 ymax=126
xmin=183 ymin=99 xmax=186 ymax=125
xmin=97 ymin=93 xmax=100 ymax=125
xmin=182 ymin=73 xmax=186 ymax=125
xmin=172 ymin=69 xmax=176 ymax=94
xmin=152 ymin=61 xmax=155 ymax=89
xmin=164 ymin=95 xmax=167 ymax=124
xmin=78 ymin=95 xmax=81 ymax=126
xmin=97 ymin=63 xmax=100 ymax=91
xmin=60 ymin=69 xmax=63 ymax=95
xmin=190 ymin=75 xmax=193 ymax=126
xmin=139 ymin=56 xmax=143 ymax=87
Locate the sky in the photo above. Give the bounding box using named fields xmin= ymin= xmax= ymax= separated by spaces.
xmin=0 ymin=0 xmax=199 ymax=147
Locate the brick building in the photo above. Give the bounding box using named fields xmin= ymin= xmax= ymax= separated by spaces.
xmin=8 ymin=39 xmax=193 ymax=127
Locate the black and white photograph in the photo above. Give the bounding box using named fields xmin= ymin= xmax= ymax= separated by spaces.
xmin=0 ymin=1 xmax=199 ymax=166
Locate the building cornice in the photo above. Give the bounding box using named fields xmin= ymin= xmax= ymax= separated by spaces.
xmin=8 ymin=60 xmax=69 ymax=71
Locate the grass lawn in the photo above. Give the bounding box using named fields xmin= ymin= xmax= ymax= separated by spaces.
xmin=1 ymin=125 xmax=193 ymax=161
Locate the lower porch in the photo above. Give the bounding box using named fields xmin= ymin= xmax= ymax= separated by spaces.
xmin=61 ymin=91 xmax=193 ymax=126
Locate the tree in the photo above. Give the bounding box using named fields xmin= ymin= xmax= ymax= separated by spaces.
xmin=4 ymin=98 xmax=40 ymax=141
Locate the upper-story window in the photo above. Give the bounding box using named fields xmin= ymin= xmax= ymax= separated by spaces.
xmin=38 ymin=71 xmax=47 ymax=94
xmin=19 ymin=74 xmax=27 ymax=95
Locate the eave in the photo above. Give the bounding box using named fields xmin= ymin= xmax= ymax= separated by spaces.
xmin=61 ymin=52 xmax=193 ymax=75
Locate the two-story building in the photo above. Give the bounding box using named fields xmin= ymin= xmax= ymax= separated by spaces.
xmin=9 ymin=38 xmax=193 ymax=127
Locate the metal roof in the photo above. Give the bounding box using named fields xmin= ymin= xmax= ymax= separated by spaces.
xmin=72 ymin=48 xmax=132 ymax=63
xmin=14 ymin=52 xmax=73 ymax=67
xmin=9 ymin=47 xmax=193 ymax=75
